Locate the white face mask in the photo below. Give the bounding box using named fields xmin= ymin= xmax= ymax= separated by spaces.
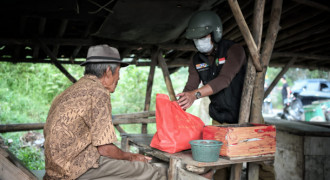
xmin=193 ymin=36 xmax=214 ymax=53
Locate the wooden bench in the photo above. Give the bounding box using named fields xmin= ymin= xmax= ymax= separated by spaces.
xmin=123 ymin=134 xmax=275 ymax=180
xmin=120 ymin=133 xmax=154 ymax=152
xmin=0 ymin=147 xmax=37 ymax=180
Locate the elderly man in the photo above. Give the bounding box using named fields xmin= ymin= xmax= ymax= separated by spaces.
xmin=43 ymin=45 xmax=166 ymax=180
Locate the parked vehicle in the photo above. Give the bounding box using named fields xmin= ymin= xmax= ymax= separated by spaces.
xmin=291 ymin=79 xmax=330 ymax=105
xmin=280 ymin=93 xmax=304 ymax=121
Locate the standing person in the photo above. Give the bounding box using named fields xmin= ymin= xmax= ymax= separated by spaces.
xmin=176 ymin=10 xmax=247 ymax=125
xmin=43 ymin=44 xmax=166 ymax=180
xmin=281 ymin=76 xmax=290 ymax=105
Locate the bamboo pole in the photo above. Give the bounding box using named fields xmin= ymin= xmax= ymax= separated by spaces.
xmin=250 ymin=0 xmax=283 ymax=124
xmin=0 ymin=111 xmax=156 ymax=133
xmin=142 ymin=49 xmax=157 ymax=134
xmin=227 ymin=0 xmax=262 ymax=72
xmin=291 ymin=0 xmax=330 ymax=12
xmin=38 ymin=40 xmax=77 ymax=83
xmin=238 ymin=0 xmax=265 ymax=179
xmin=52 ymin=19 xmax=68 ymax=57
xmin=264 ymin=57 xmax=296 ymax=98
xmin=33 ymin=17 xmax=46 ymax=59
xmin=0 ymin=119 xmax=156 ymax=133
xmin=239 ymin=0 xmax=265 ymax=124
xmin=157 ymin=50 xmax=177 ymax=101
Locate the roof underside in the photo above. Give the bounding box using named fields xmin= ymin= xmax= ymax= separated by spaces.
xmin=0 ymin=0 xmax=329 ymax=70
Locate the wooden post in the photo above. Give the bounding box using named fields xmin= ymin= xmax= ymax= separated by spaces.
xmin=264 ymin=57 xmax=296 ymax=98
xmin=230 ymin=163 xmax=243 ymax=180
xmin=250 ymin=0 xmax=283 ymax=124
xmin=227 ymin=0 xmax=263 ymax=72
xmin=238 ymin=0 xmax=265 ymax=124
xmin=168 ymin=158 xmax=180 ymax=180
xmin=142 ymin=49 xmax=157 ymax=133
xmin=38 ymin=39 xmax=77 ymax=83
xmin=248 ymin=163 xmax=259 ymax=180
xmin=237 ymin=0 xmax=266 ymax=178
xmin=157 ymin=50 xmax=177 ymax=101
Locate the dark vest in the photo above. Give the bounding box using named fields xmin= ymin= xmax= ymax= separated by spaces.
xmin=193 ymin=39 xmax=246 ymax=124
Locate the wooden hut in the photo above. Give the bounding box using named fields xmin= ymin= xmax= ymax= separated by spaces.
xmin=0 ymin=0 xmax=329 ymax=179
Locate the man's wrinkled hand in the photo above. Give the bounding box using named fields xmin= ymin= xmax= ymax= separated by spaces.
xmin=176 ymin=91 xmax=196 ymax=110
xmin=129 ymin=153 xmax=152 ymax=163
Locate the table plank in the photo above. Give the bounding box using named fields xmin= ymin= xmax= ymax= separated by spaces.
xmin=130 ymin=140 xmax=274 ymax=167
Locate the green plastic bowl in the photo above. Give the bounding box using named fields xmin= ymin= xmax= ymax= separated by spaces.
xmin=189 ymin=140 xmax=223 ymax=162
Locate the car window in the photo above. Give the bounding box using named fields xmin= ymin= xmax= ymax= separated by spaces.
xmin=306 ymin=82 xmax=320 ymax=91
xmin=320 ymin=83 xmax=329 ymax=91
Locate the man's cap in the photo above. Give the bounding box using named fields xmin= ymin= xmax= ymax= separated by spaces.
xmin=80 ymin=44 xmax=129 ymax=67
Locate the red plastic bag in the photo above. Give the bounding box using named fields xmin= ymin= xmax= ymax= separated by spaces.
xmin=150 ymin=94 xmax=205 ymax=153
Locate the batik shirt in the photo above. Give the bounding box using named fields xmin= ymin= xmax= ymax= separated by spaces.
xmin=43 ymin=75 xmax=117 ymax=179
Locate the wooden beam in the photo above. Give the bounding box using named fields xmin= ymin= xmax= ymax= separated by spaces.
xmin=276 ymin=18 xmax=326 ymax=42
xmin=0 ymin=111 xmax=155 ymax=132
xmin=222 ymin=0 xmax=253 ymax=36
xmin=142 ymin=49 xmax=157 ymax=134
xmin=0 ymin=57 xmax=190 ymax=67
xmin=0 ymin=58 xmax=84 ymax=64
xmin=280 ymin=10 xmax=322 ymax=30
xmin=71 ymin=22 xmax=94 ymax=60
xmin=113 ymin=111 xmax=155 ymax=119
xmin=114 ymin=125 xmax=126 ymax=134
xmin=52 ymin=19 xmax=68 ymax=57
xmin=0 ymin=152 xmax=37 ymax=180
xmin=250 ymin=0 xmax=283 ymax=124
xmin=271 ymin=52 xmax=330 ymax=61
xmin=33 ymin=17 xmax=46 ymax=59
xmin=0 ymin=38 xmax=197 ymax=52
xmin=239 ymin=0 xmax=265 ymax=124
xmin=0 ymin=119 xmax=156 ymax=133
xmin=238 ymin=0 xmax=265 ymax=177
xmin=291 ymin=0 xmax=330 ymax=12
xmin=228 ymin=0 xmax=262 ymax=72
xmin=274 ymin=25 xmax=330 ymax=49
xmin=264 ymin=57 xmax=296 ymax=98
xmin=285 ymin=36 xmax=330 ymax=53
xmin=38 ymin=39 xmax=77 ymax=83
xmin=157 ymin=50 xmax=176 ymax=101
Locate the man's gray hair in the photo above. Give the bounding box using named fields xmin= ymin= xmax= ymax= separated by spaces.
xmin=84 ymin=63 xmax=119 ymax=78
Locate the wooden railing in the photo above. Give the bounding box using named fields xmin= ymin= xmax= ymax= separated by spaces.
xmin=0 ymin=111 xmax=155 ymax=133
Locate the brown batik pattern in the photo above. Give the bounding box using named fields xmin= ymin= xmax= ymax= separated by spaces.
xmin=43 ymin=75 xmax=117 ymax=180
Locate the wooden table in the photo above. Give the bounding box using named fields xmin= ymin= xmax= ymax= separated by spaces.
xmin=121 ymin=133 xmax=274 ymax=180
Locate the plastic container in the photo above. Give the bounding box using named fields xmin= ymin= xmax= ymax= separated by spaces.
xmin=304 ymin=104 xmax=325 ymax=122
xmin=189 ymin=140 xmax=223 ymax=162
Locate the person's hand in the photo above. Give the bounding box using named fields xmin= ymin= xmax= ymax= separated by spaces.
xmin=129 ymin=153 xmax=152 ymax=163
xmin=176 ymin=91 xmax=196 ymax=110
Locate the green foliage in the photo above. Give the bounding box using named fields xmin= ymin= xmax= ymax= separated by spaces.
xmin=0 ymin=62 xmax=197 ymax=170
xmin=0 ymin=62 xmax=83 ymax=170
